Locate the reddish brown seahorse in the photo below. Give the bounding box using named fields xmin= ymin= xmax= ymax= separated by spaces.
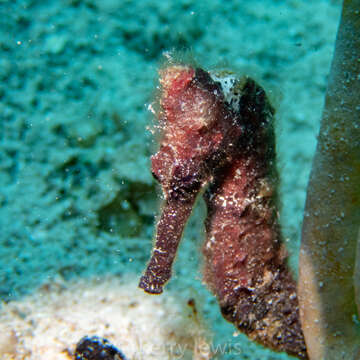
xmin=139 ymin=65 xmax=242 ymax=294
xmin=139 ymin=63 xmax=307 ymax=359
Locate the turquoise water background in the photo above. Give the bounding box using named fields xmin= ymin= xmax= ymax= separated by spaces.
xmin=0 ymin=1 xmax=341 ymax=358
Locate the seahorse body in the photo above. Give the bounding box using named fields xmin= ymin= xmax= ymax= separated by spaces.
xmin=139 ymin=64 xmax=307 ymax=359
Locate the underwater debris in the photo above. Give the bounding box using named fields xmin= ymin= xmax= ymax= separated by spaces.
xmin=139 ymin=63 xmax=307 ymax=359
xmin=74 ymin=336 xmax=127 ymax=360
xmin=0 ymin=276 xmax=210 ymax=360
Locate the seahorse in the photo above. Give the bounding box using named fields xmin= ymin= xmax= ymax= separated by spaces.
xmin=139 ymin=62 xmax=307 ymax=359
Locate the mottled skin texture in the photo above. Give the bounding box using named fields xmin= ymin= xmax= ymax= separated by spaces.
xmin=139 ymin=66 xmax=241 ymax=294
xmin=203 ymin=82 xmax=307 ymax=357
xmin=139 ymin=65 xmax=307 ymax=359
